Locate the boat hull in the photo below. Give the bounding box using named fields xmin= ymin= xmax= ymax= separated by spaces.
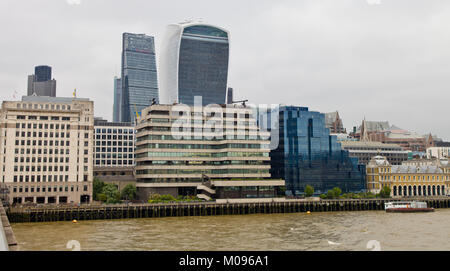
xmin=386 ymin=208 xmax=434 ymax=213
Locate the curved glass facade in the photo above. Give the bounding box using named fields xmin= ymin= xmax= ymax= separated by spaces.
xmin=270 ymin=106 xmax=366 ymax=196
xmin=159 ymin=23 xmax=229 ymax=106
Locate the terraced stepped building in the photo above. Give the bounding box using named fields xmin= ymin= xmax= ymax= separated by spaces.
xmin=135 ymin=104 xmax=285 ymax=201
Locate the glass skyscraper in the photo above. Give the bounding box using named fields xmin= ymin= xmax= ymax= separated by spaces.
xmin=159 ymin=22 xmax=230 ymax=106
xmin=112 ymin=77 xmax=122 ymax=122
xmin=34 ymin=66 xmax=52 ymax=82
xmin=269 ymin=106 xmax=366 ymax=196
xmin=121 ymin=33 xmax=158 ymax=123
xmin=27 ymin=65 xmax=56 ymax=97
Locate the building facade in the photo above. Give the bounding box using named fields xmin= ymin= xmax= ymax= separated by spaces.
xmin=366 ymin=156 xmax=449 ymax=197
xmin=121 ymin=33 xmax=159 ymax=123
xmin=93 ymin=118 xmax=136 ymax=191
xmin=0 ymin=96 xmax=94 ymax=205
xmin=27 ymin=65 xmax=56 ymax=97
xmin=159 ymin=22 xmax=230 ymax=106
xmin=427 ymin=147 xmax=450 ymax=159
xmin=270 ymin=106 xmax=366 ymax=196
xmin=112 ymin=77 xmax=122 ymax=122
xmin=135 ymin=104 xmax=284 ymax=201
xmin=339 ymin=141 xmax=409 ymax=165
xmin=325 ymin=111 xmax=345 ymax=134
xmin=354 ymin=120 xmax=435 ymax=152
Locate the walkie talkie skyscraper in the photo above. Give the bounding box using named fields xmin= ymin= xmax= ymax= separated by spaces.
xmin=159 ymin=21 xmax=230 ymax=106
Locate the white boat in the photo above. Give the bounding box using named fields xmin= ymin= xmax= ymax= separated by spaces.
xmin=385 ymin=201 xmax=434 ymax=213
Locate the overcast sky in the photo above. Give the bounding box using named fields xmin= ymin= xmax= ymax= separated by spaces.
xmin=1 ymin=0 xmax=449 ymax=140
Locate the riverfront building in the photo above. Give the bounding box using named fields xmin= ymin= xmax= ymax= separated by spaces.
xmin=339 ymin=141 xmax=409 ymax=165
xmin=269 ymin=106 xmax=366 ymax=196
xmin=121 ymin=33 xmax=159 ymax=123
xmin=93 ymin=118 xmax=136 ymax=190
xmin=0 ymin=96 xmax=94 ymax=205
xmin=366 ymin=156 xmax=449 ymax=196
xmin=159 ymin=21 xmax=230 ymax=106
xmin=135 ymin=104 xmax=285 ymax=201
xmin=27 ymin=65 xmax=56 ymax=97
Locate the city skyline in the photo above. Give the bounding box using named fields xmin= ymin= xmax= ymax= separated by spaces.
xmin=1 ymin=0 xmax=450 ymax=140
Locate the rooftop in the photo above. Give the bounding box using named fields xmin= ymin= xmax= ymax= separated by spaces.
xmin=21 ymin=96 xmax=90 ymax=103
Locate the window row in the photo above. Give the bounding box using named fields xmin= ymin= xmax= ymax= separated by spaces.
xmin=95 ymin=141 xmax=134 ymax=147
xmin=16 ymin=140 xmax=71 ymax=147
xmin=15 ymin=123 xmax=71 ymax=130
xmin=14 ymin=148 xmax=89 ymax=155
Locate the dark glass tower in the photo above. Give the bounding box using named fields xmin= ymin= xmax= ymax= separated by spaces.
xmin=270 ymin=106 xmax=366 ymax=196
xmin=34 ymin=65 xmax=52 ymax=82
xmin=27 ymin=65 xmax=56 ymax=97
xmin=121 ymin=33 xmax=158 ymax=123
xmin=159 ymin=22 xmax=230 ymax=106
xmin=113 ymin=77 xmax=122 ymax=122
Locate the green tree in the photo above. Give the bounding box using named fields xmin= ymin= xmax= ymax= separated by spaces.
xmin=93 ymin=178 xmax=105 ymax=201
xmin=326 ymin=187 xmax=343 ymax=199
xmin=379 ymin=186 xmax=391 ymax=198
xmin=327 ymin=190 xmax=335 ymax=199
xmin=332 ymin=187 xmax=342 ymax=198
xmin=121 ymin=184 xmax=137 ymax=200
xmin=102 ymin=183 xmax=120 ymax=204
xmin=97 ymin=193 xmax=107 ymax=202
xmin=305 ymin=185 xmax=315 ymax=197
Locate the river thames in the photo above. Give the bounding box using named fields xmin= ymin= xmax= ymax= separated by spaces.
xmin=11 ymin=209 xmax=450 ymax=251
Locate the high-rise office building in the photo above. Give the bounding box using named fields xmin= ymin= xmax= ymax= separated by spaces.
xmin=135 ymin=104 xmax=285 ymax=201
xmin=121 ymin=33 xmax=158 ymax=123
xmin=112 ymin=77 xmax=122 ymax=122
xmin=93 ymin=118 xmax=136 ymax=191
xmin=0 ymin=96 xmax=94 ymax=205
xmin=226 ymin=88 xmax=233 ymax=104
xmin=269 ymin=106 xmax=366 ymax=196
xmin=27 ymin=65 xmax=56 ymax=97
xmin=159 ymin=22 xmax=230 ymax=106
xmin=34 ymin=66 xmax=52 ymax=82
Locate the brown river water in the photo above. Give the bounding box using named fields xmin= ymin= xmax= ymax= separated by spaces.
xmin=11 ymin=209 xmax=450 ymax=251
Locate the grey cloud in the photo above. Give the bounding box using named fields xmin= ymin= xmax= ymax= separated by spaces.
xmin=0 ymin=0 xmax=449 ymax=140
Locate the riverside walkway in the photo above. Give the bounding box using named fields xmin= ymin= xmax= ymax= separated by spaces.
xmin=0 ymin=200 xmax=18 ymax=251
xmin=6 ymin=197 xmax=450 ymax=223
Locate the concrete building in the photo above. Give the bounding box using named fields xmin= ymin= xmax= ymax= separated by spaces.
xmin=427 ymin=147 xmax=450 ymax=159
xmin=93 ymin=118 xmax=135 ymax=191
xmin=27 ymin=66 xmax=57 ymax=97
xmin=135 ymin=104 xmax=285 ymax=201
xmin=339 ymin=141 xmax=409 ymax=165
xmin=366 ymin=156 xmax=449 ymax=196
xmin=0 ymin=96 xmax=94 ymax=205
